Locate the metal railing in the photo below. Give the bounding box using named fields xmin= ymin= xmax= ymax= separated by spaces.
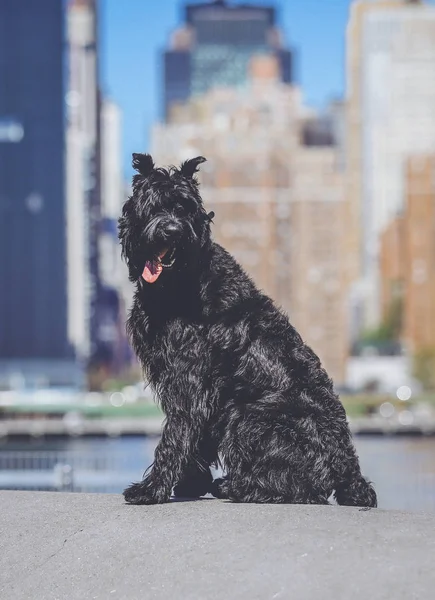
xmin=0 ymin=450 xmax=148 ymax=493
xmin=1 ymin=443 xmax=435 ymax=512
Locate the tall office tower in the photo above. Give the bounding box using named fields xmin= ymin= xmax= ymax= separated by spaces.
xmin=0 ymin=0 xmax=81 ymax=387
xmin=101 ymin=102 xmax=123 ymax=224
xmin=346 ymin=0 xmax=435 ymax=335
xmin=99 ymin=99 xmax=130 ymax=373
xmin=67 ymin=0 xmax=103 ymax=371
xmin=163 ymin=0 xmax=294 ymax=119
xmin=153 ymin=56 xmax=348 ymax=383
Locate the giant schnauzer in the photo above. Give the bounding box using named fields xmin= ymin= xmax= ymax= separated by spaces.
xmin=118 ymin=153 xmax=377 ymax=507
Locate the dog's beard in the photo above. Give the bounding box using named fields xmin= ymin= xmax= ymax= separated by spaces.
xmin=142 ymin=245 xmax=177 ymax=284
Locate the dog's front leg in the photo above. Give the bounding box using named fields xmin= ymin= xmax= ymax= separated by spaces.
xmin=124 ymin=324 xmax=212 ymax=505
xmin=124 ymin=411 xmax=206 ymax=505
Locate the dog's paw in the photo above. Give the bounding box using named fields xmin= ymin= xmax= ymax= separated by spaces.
xmin=209 ymin=477 xmax=230 ymax=500
xmin=123 ymin=481 xmax=168 ymax=505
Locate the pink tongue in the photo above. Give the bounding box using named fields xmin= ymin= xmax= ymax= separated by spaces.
xmin=142 ymin=260 xmax=163 ymax=284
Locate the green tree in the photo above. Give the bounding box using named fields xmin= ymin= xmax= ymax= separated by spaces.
xmin=361 ymin=295 xmax=403 ymax=345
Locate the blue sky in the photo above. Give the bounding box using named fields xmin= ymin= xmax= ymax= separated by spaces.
xmin=101 ymin=0 xmax=353 ymax=177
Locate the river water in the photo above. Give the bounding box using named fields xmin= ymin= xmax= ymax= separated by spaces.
xmin=1 ymin=436 xmax=434 ymax=512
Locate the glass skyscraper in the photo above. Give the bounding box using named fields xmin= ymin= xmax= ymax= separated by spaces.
xmin=0 ymin=1 xmax=70 ymax=363
xmin=164 ymin=0 xmax=294 ymax=118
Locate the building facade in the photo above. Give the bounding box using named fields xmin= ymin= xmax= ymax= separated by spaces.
xmin=346 ymin=0 xmax=435 ymax=334
xmin=66 ymin=0 xmax=99 ymax=363
xmin=99 ymin=99 xmax=132 ymax=375
xmin=379 ymin=214 xmax=404 ymax=323
xmin=153 ymin=56 xmax=348 ymax=383
xmin=163 ymin=0 xmax=294 ymax=119
xmin=290 ymin=149 xmax=348 ymax=383
xmin=67 ymin=0 xmax=123 ymax=379
xmin=0 ymin=0 xmax=72 ymax=380
xmin=403 ymin=156 xmax=435 ymax=352
xmin=100 ymin=99 xmax=123 ymax=290
xmin=379 ymin=155 xmax=435 ymax=354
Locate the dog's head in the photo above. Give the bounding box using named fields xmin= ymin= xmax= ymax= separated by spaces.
xmin=118 ymin=153 xmax=214 ymax=284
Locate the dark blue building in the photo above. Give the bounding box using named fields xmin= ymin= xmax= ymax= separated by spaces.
xmin=0 ymin=0 xmax=70 ymax=361
xmin=164 ymin=0 xmax=294 ymax=119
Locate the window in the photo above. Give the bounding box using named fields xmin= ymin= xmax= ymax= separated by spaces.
xmin=0 ymin=118 xmax=24 ymax=143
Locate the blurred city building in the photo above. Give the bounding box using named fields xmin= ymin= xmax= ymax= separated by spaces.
xmin=100 ymin=100 xmax=123 ymax=288
xmin=0 ymin=0 xmax=128 ymax=390
xmin=153 ymin=55 xmax=347 ymax=382
xmin=99 ymin=99 xmax=132 ymax=376
xmin=163 ymin=0 xmax=294 ymax=119
xmin=290 ymin=149 xmax=348 ymax=385
xmin=380 ymin=155 xmax=435 ymax=354
xmin=67 ymin=0 xmax=99 ymax=364
xmin=67 ymin=0 xmax=129 ymax=385
xmin=346 ymin=0 xmax=435 ymax=338
xmin=0 ymin=0 xmax=82 ymax=388
xmin=379 ymin=215 xmax=404 ymax=330
xmin=403 ymin=156 xmax=435 ymax=353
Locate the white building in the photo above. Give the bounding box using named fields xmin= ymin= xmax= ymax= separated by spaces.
xmin=101 ymin=100 xmax=123 ymax=221
xmin=100 ymin=99 xmax=124 ymax=289
xmin=348 ymin=0 xmax=435 ymax=328
xmin=66 ymin=0 xmax=99 ymax=361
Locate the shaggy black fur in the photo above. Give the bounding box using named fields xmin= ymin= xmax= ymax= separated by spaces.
xmin=118 ymin=153 xmax=377 ymax=507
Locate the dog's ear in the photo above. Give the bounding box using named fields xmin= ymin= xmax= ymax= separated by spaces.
xmin=132 ymin=153 xmax=154 ymax=177
xmin=180 ymin=156 xmax=206 ymax=179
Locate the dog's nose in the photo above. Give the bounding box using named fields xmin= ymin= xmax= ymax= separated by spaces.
xmin=165 ymin=221 xmax=181 ymax=236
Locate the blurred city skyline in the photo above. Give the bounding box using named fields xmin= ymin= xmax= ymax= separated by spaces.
xmin=103 ymin=0 xmax=357 ymax=175
xmin=1 ymin=0 xmax=435 ymax=393
xmin=2 ymin=0 xmax=435 ymax=511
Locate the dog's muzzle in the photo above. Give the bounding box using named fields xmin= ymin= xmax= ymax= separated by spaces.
xmin=141 ymin=218 xmax=184 ymax=284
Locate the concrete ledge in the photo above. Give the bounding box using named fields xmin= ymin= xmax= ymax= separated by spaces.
xmin=0 ymin=491 xmax=434 ymax=600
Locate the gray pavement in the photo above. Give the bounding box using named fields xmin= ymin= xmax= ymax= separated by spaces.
xmin=0 ymin=490 xmax=434 ymax=600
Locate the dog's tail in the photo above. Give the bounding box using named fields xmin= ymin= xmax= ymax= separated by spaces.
xmin=334 ymin=474 xmax=377 ymax=508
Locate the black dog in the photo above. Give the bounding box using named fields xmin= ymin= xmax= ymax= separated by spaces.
xmin=118 ymin=153 xmax=377 ymax=507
